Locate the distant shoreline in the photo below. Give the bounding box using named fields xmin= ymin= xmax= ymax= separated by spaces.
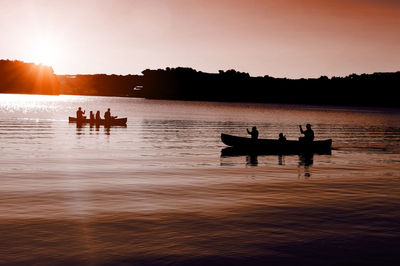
xmin=1 ymin=60 xmax=399 ymax=108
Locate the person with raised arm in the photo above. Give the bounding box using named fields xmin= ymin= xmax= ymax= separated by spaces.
xmin=247 ymin=126 xmax=259 ymax=140
xmin=76 ymin=107 xmax=85 ymax=120
xmin=299 ymin=124 xmax=314 ymax=142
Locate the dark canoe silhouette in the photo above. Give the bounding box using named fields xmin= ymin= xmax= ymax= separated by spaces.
xmin=69 ymin=117 xmax=127 ymax=126
xmin=221 ymin=146 xmax=332 ymax=157
xmin=221 ymin=133 xmax=332 ymax=154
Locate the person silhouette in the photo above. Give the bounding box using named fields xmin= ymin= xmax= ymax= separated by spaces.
xmin=247 ymin=126 xmax=259 ymax=140
xmin=299 ymin=124 xmax=314 ymax=142
xmin=76 ymin=107 xmax=85 ymax=120
xmin=95 ymin=110 xmax=101 ymax=121
xmin=278 ymin=133 xmax=286 ymax=141
xmin=104 ymin=108 xmax=111 ymax=120
xmin=89 ymin=111 xmax=94 ymax=121
xmin=104 ymin=108 xmax=117 ymax=120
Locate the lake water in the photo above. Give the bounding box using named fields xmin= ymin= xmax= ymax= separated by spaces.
xmin=1 ymin=94 xmax=400 ymax=265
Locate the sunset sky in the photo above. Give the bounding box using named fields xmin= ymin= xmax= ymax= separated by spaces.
xmin=1 ymin=0 xmax=399 ymax=78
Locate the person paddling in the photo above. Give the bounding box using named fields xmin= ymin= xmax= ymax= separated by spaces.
xmin=76 ymin=107 xmax=85 ymax=120
xmin=247 ymin=126 xmax=259 ymax=140
xmin=104 ymin=108 xmax=117 ymax=120
xmin=299 ymin=124 xmax=314 ymax=142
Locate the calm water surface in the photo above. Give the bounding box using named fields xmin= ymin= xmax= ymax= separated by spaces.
xmin=1 ymin=94 xmax=400 ymax=265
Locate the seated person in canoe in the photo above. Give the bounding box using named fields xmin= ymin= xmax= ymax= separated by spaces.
xmin=89 ymin=111 xmax=95 ymax=121
xmin=279 ymin=133 xmax=287 ymax=141
xmin=76 ymin=107 xmax=85 ymax=119
xmin=96 ymin=111 xmax=101 ymax=121
xmin=104 ymin=108 xmax=117 ymax=120
xmin=299 ymin=124 xmax=314 ymax=142
xmin=247 ymin=126 xmax=259 ymax=140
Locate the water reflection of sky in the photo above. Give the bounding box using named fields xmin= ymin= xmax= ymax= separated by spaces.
xmin=1 ymin=94 xmax=400 ymax=264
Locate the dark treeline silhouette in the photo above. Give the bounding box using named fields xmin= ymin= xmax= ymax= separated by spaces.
xmin=0 ymin=60 xmax=142 ymax=97
xmin=1 ymin=59 xmax=399 ymax=107
xmin=57 ymin=74 xmax=142 ymax=96
xmin=141 ymin=67 xmax=400 ymax=107
xmin=0 ymin=59 xmax=59 ymax=95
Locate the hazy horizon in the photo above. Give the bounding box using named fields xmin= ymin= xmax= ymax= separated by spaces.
xmin=1 ymin=0 xmax=400 ymax=78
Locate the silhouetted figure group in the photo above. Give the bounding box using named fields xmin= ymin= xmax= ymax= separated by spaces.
xmin=76 ymin=107 xmax=117 ymax=121
xmin=246 ymin=124 xmax=314 ymax=142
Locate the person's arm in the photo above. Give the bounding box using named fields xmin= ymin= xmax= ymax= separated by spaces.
xmin=247 ymin=128 xmax=250 ymax=134
xmin=299 ymin=125 xmax=304 ymax=134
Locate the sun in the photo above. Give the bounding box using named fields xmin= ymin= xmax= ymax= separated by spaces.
xmin=31 ymin=39 xmax=60 ymax=67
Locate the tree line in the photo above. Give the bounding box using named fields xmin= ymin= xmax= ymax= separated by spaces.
xmin=140 ymin=67 xmax=399 ymax=107
xmin=0 ymin=59 xmax=59 ymax=95
xmin=57 ymin=74 xmax=142 ymax=96
xmin=1 ymin=60 xmax=398 ymax=107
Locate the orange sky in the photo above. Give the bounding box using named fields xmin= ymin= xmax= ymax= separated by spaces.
xmin=0 ymin=0 xmax=399 ymax=78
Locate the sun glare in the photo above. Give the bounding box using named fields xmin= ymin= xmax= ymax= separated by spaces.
xmin=31 ymin=39 xmax=60 ymax=68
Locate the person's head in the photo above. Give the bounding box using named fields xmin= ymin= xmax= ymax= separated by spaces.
xmin=78 ymin=107 xmax=81 ymax=110
xmin=252 ymin=126 xmax=257 ymax=130
xmin=306 ymin=124 xmax=311 ymax=129
xmin=108 ymin=108 xmax=110 ymax=112
xmin=90 ymin=111 xmax=93 ymax=114
xmin=279 ymin=133 xmax=284 ymax=137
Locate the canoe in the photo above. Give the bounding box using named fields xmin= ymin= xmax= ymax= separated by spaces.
xmin=221 ymin=146 xmax=331 ymax=157
xmin=221 ymin=133 xmax=332 ymax=154
xmin=68 ymin=117 xmax=127 ymax=126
